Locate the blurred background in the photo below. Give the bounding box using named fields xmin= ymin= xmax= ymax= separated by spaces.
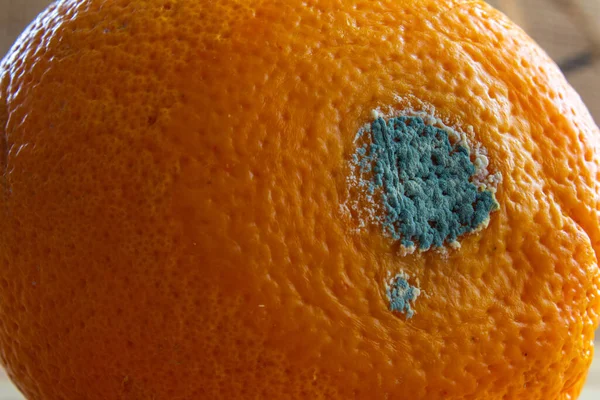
xmin=1 ymin=0 xmax=600 ymax=399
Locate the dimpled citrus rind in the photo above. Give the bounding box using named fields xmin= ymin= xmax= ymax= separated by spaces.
xmin=0 ymin=1 xmax=599 ymax=399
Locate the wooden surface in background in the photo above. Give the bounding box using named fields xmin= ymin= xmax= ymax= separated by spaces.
xmin=1 ymin=0 xmax=600 ymax=399
xmin=488 ymin=0 xmax=600 ymax=121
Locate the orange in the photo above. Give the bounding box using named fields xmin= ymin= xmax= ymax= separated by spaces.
xmin=1 ymin=0 xmax=600 ymax=399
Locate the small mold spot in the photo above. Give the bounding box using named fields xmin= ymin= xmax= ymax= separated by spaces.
xmin=386 ymin=272 xmax=421 ymax=319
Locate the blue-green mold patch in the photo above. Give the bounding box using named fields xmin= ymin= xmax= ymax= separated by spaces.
xmin=386 ymin=273 xmax=421 ymax=319
xmin=350 ymin=115 xmax=498 ymax=252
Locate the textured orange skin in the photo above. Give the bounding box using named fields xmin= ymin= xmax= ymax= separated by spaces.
xmin=1 ymin=0 xmax=600 ymax=399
